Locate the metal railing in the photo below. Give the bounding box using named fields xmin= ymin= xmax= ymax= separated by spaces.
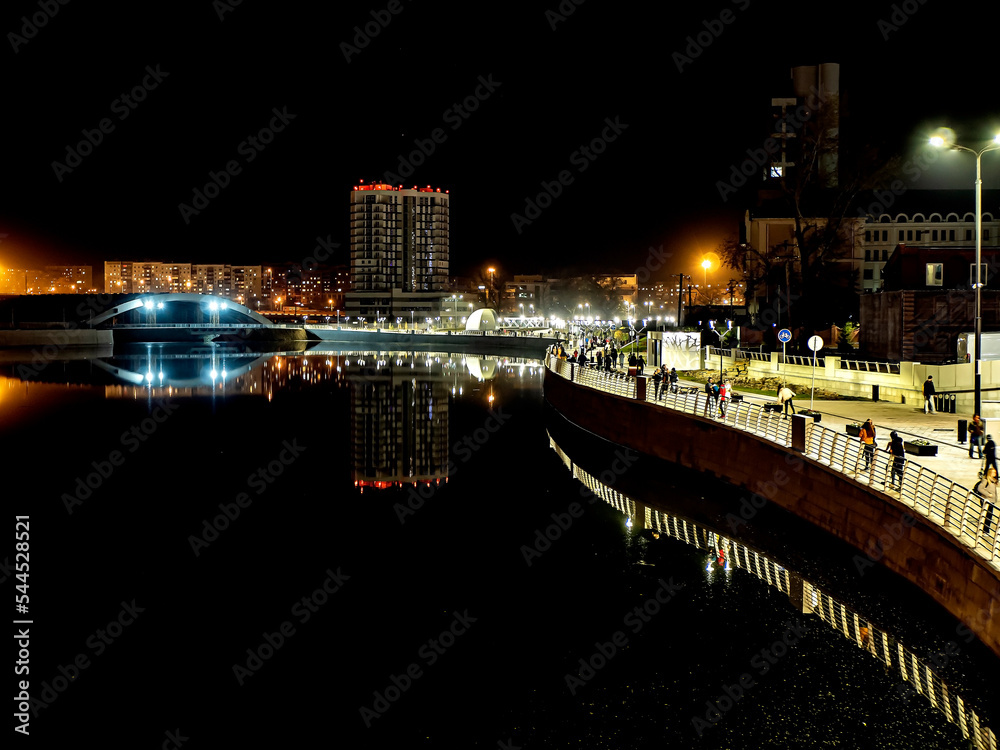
xmin=840 ymin=359 xmax=901 ymax=374
xmin=546 ymin=355 xmax=1000 ymax=571
xmin=744 ymin=351 xmax=772 ymax=362
xmin=782 ymin=353 xmax=825 ymax=367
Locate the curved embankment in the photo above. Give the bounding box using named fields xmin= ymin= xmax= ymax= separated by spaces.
xmin=544 ymin=370 xmax=1000 ymax=658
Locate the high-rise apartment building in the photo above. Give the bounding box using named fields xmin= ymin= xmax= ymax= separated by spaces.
xmin=346 ymin=183 xmax=451 ymax=321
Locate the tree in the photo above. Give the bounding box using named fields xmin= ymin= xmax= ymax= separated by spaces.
xmin=734 ymin=95 xmax=902 ymax=336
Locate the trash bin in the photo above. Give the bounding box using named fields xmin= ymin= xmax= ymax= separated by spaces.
xmin=872 ymin=384 xmax=880 ymax=402
xmin=949 ymin=394 xmax=957 ymax=413
xmin=958 ymin=418 xmax=968 ymax=444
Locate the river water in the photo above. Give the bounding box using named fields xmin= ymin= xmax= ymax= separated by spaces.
xmin=3 ymin=342 xmax=998 ymax=748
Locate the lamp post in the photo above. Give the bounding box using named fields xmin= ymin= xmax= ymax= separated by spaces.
xmin=702 ymin=259 xmax=711 ymax=292
xmin=931 ymin=130 xmax=1000 ymax=417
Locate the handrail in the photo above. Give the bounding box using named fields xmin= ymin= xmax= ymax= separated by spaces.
xmin=545 ymin=356 xmax=1000 ymax=571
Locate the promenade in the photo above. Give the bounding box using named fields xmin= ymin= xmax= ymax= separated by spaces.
xmin=669 ymin=373 xmax=989 ymax=493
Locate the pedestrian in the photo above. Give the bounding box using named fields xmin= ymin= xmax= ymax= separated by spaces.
xmin=703 ymin=378 xmax=716 ymax=417
xmin=969 ymin=414 xmax=985 ymax=459
xmin=889 ymin=430 xmax=905 ymax=489
xmin=669 ymin=367 xmax=679 ymax=394
xmin=718 ymin=380 xmax=728 ymax=418
xmin=652 ymin=366 xmax=663 ymax=399
xmin=637 ymin=354 xmax=646 ymax=374
xmin=628 ymin=352 xmax=637 ymax=370
xmin=923 ymin=375 xmax=936 ymax=414
xmin=777 ymin=384 xmax=796 ymax=419
xmin=974 ymin=466 xmax=998 ymax=535
xmin=596 ymin=349 xmax=603 ymax=369
xmin=986 ymin=434 xmax=998 ymax=477
xmin=618 ymin=350 xmax=625 ymax=368
xmin=859 ymin=418 xmax=877 ymax=471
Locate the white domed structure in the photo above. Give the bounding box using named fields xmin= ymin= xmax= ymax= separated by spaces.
xmin=466 ymin=308 xmax=498 ymax=331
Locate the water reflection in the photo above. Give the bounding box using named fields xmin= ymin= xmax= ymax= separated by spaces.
xmin=0 ymin=343 xmax=542 ymax=489
xmin=548 ymin=431 xmax=999 ymax=750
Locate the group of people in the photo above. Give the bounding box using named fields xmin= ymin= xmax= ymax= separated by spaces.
xmin=651 ymin=365 xmax=679 ymax=399
xmin=854 ymin=418 xmax=907 ymax=488
xmin=702 ymin=377 xmax=736 ymax=418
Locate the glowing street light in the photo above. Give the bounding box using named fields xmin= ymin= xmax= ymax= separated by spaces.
xmin=930 ymin=128 xmax=1000 ymax=416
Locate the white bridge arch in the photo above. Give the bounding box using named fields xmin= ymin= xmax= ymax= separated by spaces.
xmin=86 ymin=294 xmax=273 ymax=327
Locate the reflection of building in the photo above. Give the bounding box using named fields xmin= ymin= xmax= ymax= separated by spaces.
xmin=550 ymin=432 xmax=998 ymax=750
xmin=348 ymin=356 xmax=450 ymax=489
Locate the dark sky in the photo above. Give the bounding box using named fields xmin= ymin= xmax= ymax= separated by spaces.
xmin=2 ymin=0 xmax=998 ymax=282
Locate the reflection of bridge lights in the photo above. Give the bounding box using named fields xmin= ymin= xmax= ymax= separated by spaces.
xmin=210 ymin=369 xmax=217 ymax=379
xmin=146 ymin=371 xmax=153 ymax=383
xmin=625 ymin=517 xmax=632 ymax=530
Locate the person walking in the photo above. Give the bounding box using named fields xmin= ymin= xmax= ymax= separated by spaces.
xmin=969 ymin=414 xmax=985 ymax=459
xmin=669 ymin=367 xmax=678 ymax=394
xmin=652 ymin=366 xmax=663 ymax=400
xmin=889 ymin=430 xmax=906 ymax=489
xmin=595 ymin=349 xmax=603 ymax=370
xmin=974 ymin=466 xmax=998 ymax=535
xmin=703 ymin=378 xmax=716 ymax=417
xmin=777 ymin=384 xmax=796 ymax=419
xmin=618 ymin=350 xmax=625 ymax=368
xmin=637 ymin=354 xmax=646 ymax=374
xmin=859 ymin=418 xmax=877 ymax=471
xmin=986 ymin=434 xmax=998 ymax=477
xmin=923 ymin=375 xmax=936 ymax=414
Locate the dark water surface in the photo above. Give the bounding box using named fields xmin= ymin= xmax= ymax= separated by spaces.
xmin=4 ymin=344 xmax=998 ymax=748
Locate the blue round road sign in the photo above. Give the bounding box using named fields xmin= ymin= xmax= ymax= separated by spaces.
xmin=777 ymin=328 xmax=792 ymax=343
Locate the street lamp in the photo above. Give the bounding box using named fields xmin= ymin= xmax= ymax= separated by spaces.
xmin=930 ymin=129 xmax=1000 ymax=417
xmin=702 ymin=259 xmax=711 ymax=290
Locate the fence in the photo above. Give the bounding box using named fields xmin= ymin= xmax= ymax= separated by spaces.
xmin=546 ymin=356 xmax=1000 ymax=572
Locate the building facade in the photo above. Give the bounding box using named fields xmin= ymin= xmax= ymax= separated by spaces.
xmin=346 ymin=182 xmax=451 ymax=321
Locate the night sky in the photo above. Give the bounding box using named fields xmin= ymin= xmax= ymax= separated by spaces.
xmin=3 ymin=0 xmax=998 ymax=280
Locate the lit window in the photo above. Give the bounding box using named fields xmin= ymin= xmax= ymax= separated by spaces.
xmin=926 ymin=263 xmax=943 ymax=287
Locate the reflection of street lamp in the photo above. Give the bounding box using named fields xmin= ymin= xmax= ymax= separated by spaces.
xmin=930 ymin=129 xmax=1000 ymax=417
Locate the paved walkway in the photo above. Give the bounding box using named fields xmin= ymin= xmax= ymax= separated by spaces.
xmin=658 ymin=371 xmax=989 ymax=492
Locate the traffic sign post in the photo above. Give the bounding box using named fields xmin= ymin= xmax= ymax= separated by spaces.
xmin=778 ymin=329 xmax=791 ymax=383
xmin=807 ymin=335 xmax=823 ymax=410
